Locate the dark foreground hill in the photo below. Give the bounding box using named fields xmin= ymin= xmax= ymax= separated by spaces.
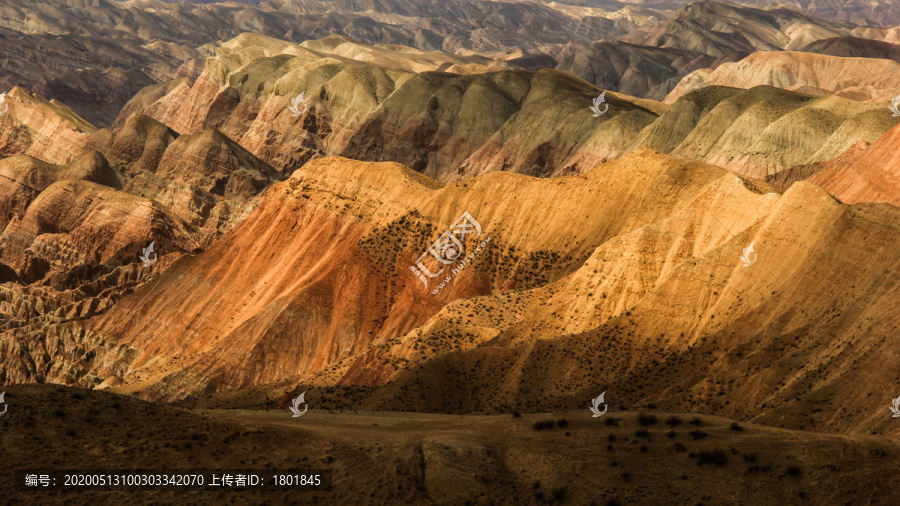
xmin=3 ymin=384 xmax=900 ymax=504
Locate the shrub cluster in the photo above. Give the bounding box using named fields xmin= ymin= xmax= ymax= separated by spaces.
xmin=691 ymin=450 xmax=728 ymax=467
xmin=532 ymin=419 xmax=569 ymax=431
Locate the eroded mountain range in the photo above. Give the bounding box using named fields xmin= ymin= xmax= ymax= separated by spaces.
xmin=4 ymin=0 xmax=900 ymax=127
xmin=1 ymin=1 xmax=899 ymax=437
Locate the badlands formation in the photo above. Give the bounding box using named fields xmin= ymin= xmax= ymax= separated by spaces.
xmin=118 ymin=33 xmax=898 ymax=185
xmin=3 ymin=60 xmax=898 ymax=433
xmin=0 ymin=1 xmax=899 ymax=449
xmin=1 ymin=1 xmax=900 ymax=503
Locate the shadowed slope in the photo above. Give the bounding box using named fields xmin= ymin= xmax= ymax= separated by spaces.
xmin=555 ymin=40 xmax=746 ymax=101
xmin=625 ymin=0 xmax=856 ymax=56
xmin=801 ymin=36 xmax=900 ymax=63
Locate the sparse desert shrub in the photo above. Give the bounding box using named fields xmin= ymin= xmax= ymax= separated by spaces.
xmin=635 ymin=428 xmax=650 ymax=438
xmin=621 ymin=472 xmax=631 ymax=483
xmin=512 ymin=411 xmax=521 ymax=418
xmin=693 ymin=450 xmax=728 ymax=467
xmin=730 ymin=422 xmax=743 ymax=432
xmin=665 ymin=415 xmax=682 ymax=427
xmin=638 ymin=413 xmax=658 ymax=426
xmin=689 ymin=416 xmax=704 ymax=426
xmin=786 ymin=465 xmax=802 ymax=477
xmin=604 ymin=418 xmax=620 ymax=427
xmin=666 ymin=430 xmax=677 ymax=439
xmin=556 ymin=419 xmax=569 ymax=429
xmin=672 ymin=443 xmax=686 ymax=453
xmin=605 ymin=500 xmax=623 ymax=506
xmin=689 ymin=430 xmax=708 ymax=440
xmin=551 ymin=487 xmax=569 ymax=501
xmin=607 ymin=434 xmax=617 ymax=442
xmin=743 ymin=453 xmax=758 ymax=463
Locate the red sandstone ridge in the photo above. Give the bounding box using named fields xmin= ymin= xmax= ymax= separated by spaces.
xmin=69 ymin=148 xmax=900 ymax=437
xmin=84 ymin=150 xmax=740 ymax=399
xmin=0 ymin=87 xmax=96 ymax=165
xmin=803 ymin=122 xmax=900 ymax=207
